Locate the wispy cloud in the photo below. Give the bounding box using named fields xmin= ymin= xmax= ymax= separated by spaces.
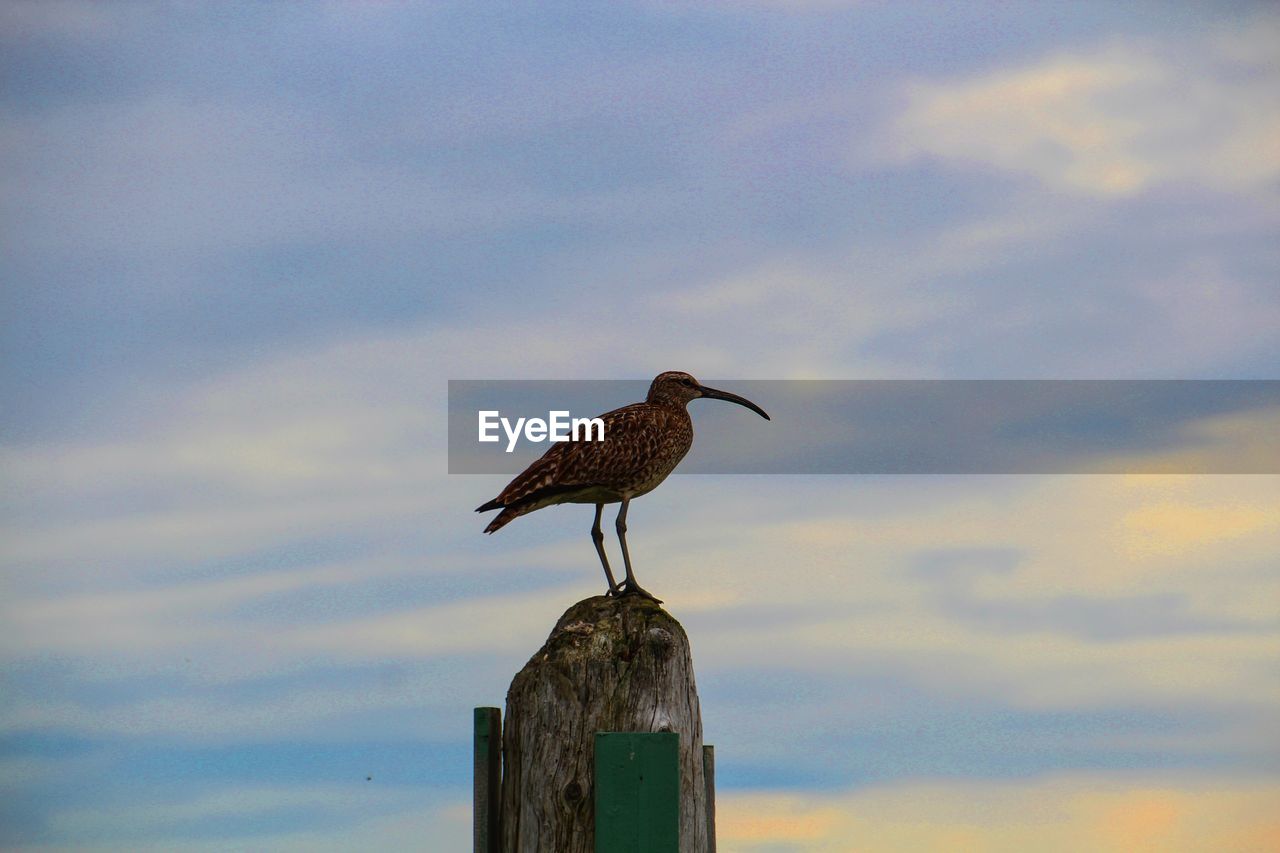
xmin=40 ymin=786 xmax=468 ymax=852
xmin=718 ymin=774 xmax=1280 ymax=852
xmin=885 ymin=16 xmax=1280 ymax=196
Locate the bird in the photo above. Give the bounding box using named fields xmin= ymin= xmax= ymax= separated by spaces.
xmin=476 ymin=371 xmax=770 ymax=600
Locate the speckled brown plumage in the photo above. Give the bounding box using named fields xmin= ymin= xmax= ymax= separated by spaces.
xmin=477 ymin=401 xmax=693 ymax=532
xmin=476 ymin=371 xmax=769 ymax=598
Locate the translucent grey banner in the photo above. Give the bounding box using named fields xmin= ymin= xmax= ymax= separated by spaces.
xmin=448 ymin=380 xmax=1280 ymax=475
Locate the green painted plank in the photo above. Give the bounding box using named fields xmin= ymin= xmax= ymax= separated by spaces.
xmin=473 ymin=707 xmax=501 ymax=853
xmin=594 ymin=732 xmax=679 ymax=853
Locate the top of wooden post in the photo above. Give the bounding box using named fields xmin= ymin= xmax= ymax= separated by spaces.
xmin=501 ymin=594 xmax=708 ymax=851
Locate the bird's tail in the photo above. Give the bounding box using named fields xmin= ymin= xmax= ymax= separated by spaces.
xmin=476 ymin=497 xmax=537 ymax=534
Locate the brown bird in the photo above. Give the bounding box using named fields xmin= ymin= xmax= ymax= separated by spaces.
xmin=476 ymin=371 xmax=770 ymax=599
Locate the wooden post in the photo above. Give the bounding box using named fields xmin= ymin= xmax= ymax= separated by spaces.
xmin=473 ymin=706 xmax=501 ymax=853
xmin=500 ymin=595 xmax=707 ymax=852
xmin=702 ymin=745 xmax=716 ymax=853
xmin=595 ymin=732 xmax=679 ymax=852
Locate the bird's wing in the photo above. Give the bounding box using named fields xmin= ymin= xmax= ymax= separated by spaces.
xmin=483 ymin=440 xmax=576 ymax=509
xmin=484 ymin=403 xmax=666 ymax=508
xmin=553 ymin=404 xmax=669 ymax=483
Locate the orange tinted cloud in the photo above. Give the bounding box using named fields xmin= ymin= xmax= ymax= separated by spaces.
xmin=717 ymin=776 xmax=1280 ymax=852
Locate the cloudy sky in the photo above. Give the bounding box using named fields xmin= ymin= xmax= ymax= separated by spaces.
xmin=2 ymin=1 xmax=1278 ymax=850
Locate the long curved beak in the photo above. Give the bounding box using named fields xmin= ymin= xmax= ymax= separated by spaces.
xmin=696 ymin=383 xmax=770 ymax=420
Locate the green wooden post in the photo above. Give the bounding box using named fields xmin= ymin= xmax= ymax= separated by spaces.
xmin=473 ymin=707 xmax=501 ymax=853
xmin=594 ymin=732 xmax=679 ymax=853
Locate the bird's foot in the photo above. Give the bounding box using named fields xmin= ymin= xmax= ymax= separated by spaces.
xmin=618 ymin=580 xmax=662 ymax=603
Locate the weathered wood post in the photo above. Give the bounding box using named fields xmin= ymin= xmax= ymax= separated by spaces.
xmin=499 ymin=594 xmax=708 ymax=852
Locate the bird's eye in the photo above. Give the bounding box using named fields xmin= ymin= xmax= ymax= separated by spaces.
xmin=681 ymin=378 xmax=693 ymax=386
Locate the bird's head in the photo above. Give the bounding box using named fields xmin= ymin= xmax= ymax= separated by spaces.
xmin=647 ymin=371 xmax=770 ymax=419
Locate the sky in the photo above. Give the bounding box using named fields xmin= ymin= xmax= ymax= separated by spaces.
xmin=1 ymin=1 xmax=1278 ymax=850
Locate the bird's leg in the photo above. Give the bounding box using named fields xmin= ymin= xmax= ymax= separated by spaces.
xmin=592 ymin=503 xmax=622 ymax=596
xmin=615 ymin=497 xmax=659 ymax=601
